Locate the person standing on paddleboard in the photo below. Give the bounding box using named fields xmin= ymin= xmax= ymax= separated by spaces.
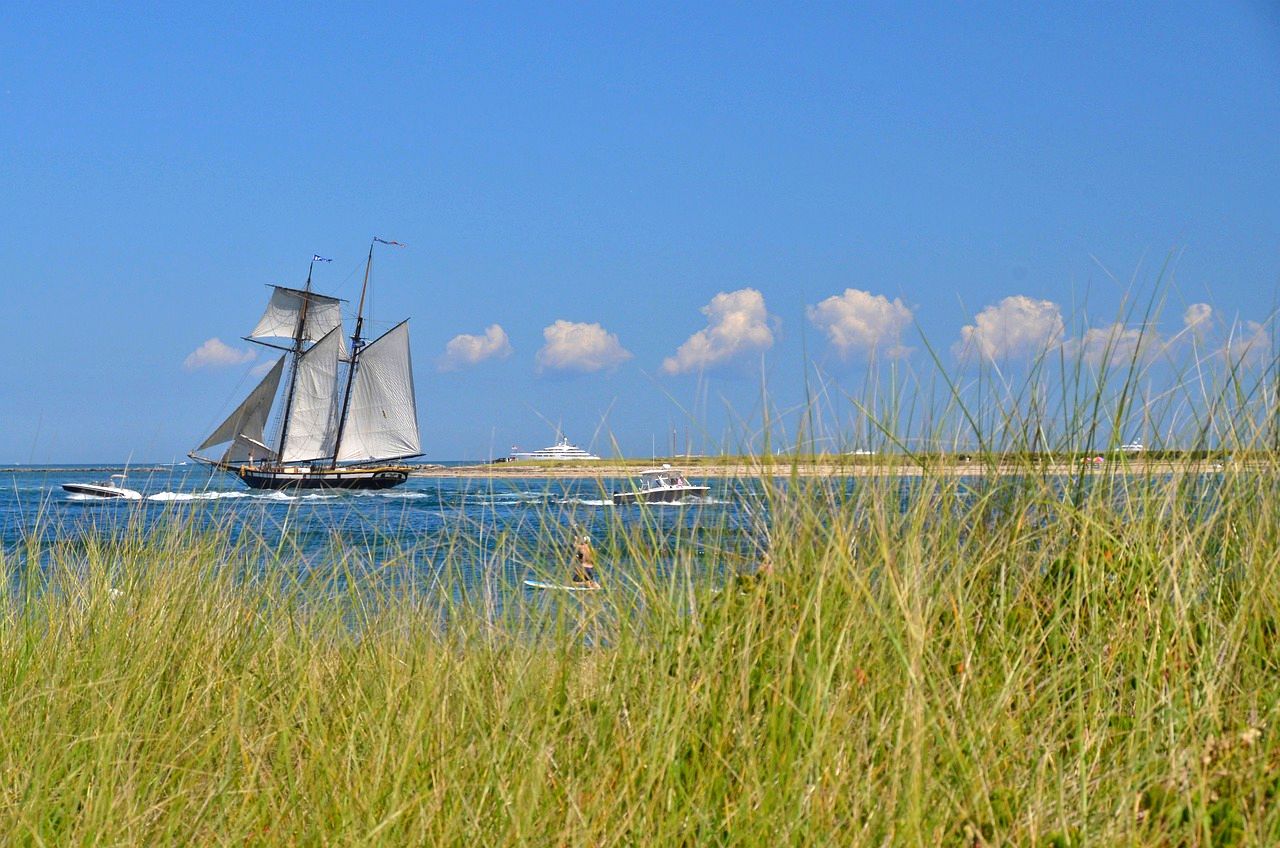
xmin=571 ymin=532 xmax=599 ymax=587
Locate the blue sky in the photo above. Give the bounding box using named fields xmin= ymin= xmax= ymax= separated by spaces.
xmin=2 ymin=2 xmax=1278 ymax=462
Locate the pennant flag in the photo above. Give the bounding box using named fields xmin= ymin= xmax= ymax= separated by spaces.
xmin=312 ymin=254 xmax=333 ymax=262
xmin=374 ymin=237 xmax=406 ymax=247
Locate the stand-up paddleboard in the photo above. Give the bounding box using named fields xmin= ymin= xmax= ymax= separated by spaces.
xmin=524 ymin=579 xmax=600 ymax=592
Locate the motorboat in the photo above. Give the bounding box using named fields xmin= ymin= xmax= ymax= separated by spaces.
xmin=511 ymin=436 xmax=601 ymax=461
xmin=612 ymin=465 xmax=710 ymax=505
xmin=62 ymin=473 xmax=143 ymax=500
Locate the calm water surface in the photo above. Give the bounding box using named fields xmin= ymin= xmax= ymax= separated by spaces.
xmin=1 ymin=465 xmax=767 ymax=597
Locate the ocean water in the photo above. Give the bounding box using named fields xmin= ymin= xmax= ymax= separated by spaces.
xmin=0 ymin=465 xmax=765 ymax=596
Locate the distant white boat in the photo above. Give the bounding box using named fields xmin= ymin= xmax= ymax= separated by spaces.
xmin=612 ymin=465 xmax=710 ymax=505
xmin=1121 ymin=441 xmax=1145 ymax=454
xmin=511 ymin=437 xmax=600 ymax=461
xmin=63 ymin=473 xmax=142 ymax=500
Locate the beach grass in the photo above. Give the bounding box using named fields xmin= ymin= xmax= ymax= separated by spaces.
xmin=5 ymin=461 xmax=1280 ymax=845
xmin=5 ymin=314 xmax=1280 ymax=844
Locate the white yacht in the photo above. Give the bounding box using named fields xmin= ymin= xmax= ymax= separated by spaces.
xmin=62 ymin=473 xmax=143 ymax=500
xmin=612 ymin=465 xmax=710 ymax=505
xmin=511 ymin=437 xmax=601 ymax=461
xmin=1120 ymin=441 xmax=1145 ymax=454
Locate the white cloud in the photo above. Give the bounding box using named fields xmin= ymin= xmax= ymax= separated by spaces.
xmin=438 ymin=324 xmax=513 ymax=371
xmin=662 ymin=288 xmax=774 ymax=375
xmin=1068 ymin=323 xmax=1156 ymax=368
xmin=184 ymin=338 xmax=256 ymax=370
xmin=535 ymin=320 xmax=632 ymax=374
xmin=1183 ymin=303 xmax=1212 ymax=335
xmin=249 ymin=358 xmax=277 ymax=377
xmin=1223 ymin=319 xmax=1271 ymax=365
xmin=955 ymin=296 xmax=1064 ymax=361
xmin=807 ymin=288 xmax=913 ymax=359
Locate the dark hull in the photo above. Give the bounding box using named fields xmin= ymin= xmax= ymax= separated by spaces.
xmin=612 ymin=485 xmax=710 ymax=505
xmin=233 ymin=465 xmax=411 ymax=491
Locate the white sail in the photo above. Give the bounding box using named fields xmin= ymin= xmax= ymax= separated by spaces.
xmin=336 ymin=321 xmax=421 ymax=462
xmin=250 ymin=286 xmax=344 ymax=341
xmin=225 ymin=434 xmax=275 ymax=464
xmin=279 ymin=326 xmax=346 ymax=463
xmin=198 ymin=357 xmax=285 ymax=460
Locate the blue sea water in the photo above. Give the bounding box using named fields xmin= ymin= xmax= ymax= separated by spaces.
xmin=1 ymin=464 xmax=766 ymax=597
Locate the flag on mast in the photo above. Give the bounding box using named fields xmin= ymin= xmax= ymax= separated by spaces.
xmin=312 ymin=254 xmax=333 ymax=262
xmin=374 ymin=237 xmax=406 ymax=247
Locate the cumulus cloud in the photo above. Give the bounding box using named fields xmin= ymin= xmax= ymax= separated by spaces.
xmin=535 ymin=320 xmax=632 ymax=374
xmin=1068 ymin=323 xmax=1157 ymax=368
xmin=184 ymin=338 xmax=256 ymax=370
xmin=438 ymin=324 xmax=513 ymax=372
xmin=1183 ymin=303 xmax=1212 ymax=335
xmin=662 ymin=288 xmax=774 ymax=375
xmin=1223 ymin=319 xmax=1271 ymax=365
xmin=807 ymin=288 xmax=913 ymax=359
xmin=955 ymin=296 xmax=1064 ymax=361
xmin=249 ymin=358 xmax=278 ymax=377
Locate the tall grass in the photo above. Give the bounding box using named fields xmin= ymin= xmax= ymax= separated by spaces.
xmin=4 ymin=308 xmax=1280 ymax=845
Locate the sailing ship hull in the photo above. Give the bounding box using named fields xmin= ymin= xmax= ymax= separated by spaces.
xmin=234 ymin=465 xmax=411 ymax=491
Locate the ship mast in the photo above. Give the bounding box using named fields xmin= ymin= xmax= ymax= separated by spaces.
xmin=331 ymin=240 xmax=374 ymax=468
xmin=274 ymin=256 xmax=316 ymax=463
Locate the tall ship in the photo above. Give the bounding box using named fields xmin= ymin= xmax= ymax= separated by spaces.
xmin=190 ymin=239 xmax=421 ymax=490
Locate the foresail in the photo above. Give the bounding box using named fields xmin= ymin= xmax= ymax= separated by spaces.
xmin=280 ymin=326 xmax=345 ymax=463
xmin=336 ymin=321 xmax=421 ymax=463
xmin=198 ymin=357 xmax=284 ymax=458
xmin=250 ymin=286 xmax=344 ymax=341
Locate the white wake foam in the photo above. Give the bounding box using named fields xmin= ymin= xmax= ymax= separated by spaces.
xmin=147 ymin=491 xmax=251 ymax=502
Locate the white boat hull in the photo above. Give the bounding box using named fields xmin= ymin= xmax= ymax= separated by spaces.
xmin=612 ymin=484 xmax=710 ymax=505
xmin=62 ymin=482 xmax=142 ymax=500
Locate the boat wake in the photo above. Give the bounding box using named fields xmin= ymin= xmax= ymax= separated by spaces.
xmin=638 ymin=496 xmax=729 ymax=507
xmin=481 ymin=493 xmax=552 ymax=506
xmin=148 ymin=491 xmax=253 ymax=502
xmin=354 ymin=490 xmax=430 ymax=500
xmin=147 ymin=490 xmax=340 ymax=502
xmin=555 ymin=497 xmax=615 ymax=507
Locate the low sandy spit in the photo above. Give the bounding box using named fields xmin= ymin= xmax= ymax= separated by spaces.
xmin=411 ymin=460 xmax=1234 ymax=479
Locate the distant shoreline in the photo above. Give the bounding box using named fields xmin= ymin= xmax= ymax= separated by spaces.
xmin=0 ymin=466 xmax=174 ymax=474
xmin=409 ymin=459 xmax=1237 ymax=478
xmin=3 ymin=459 xmax=1242 ymax=479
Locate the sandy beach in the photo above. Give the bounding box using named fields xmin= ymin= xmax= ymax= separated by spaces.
xmin=409 ymin=459 xmax=1230 ymax=479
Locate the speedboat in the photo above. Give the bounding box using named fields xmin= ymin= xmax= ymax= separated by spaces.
xmin=511 ymin=436 xmax=601 ymax=461
xmin=612 ymin=465 xmax=710 ymax=505
xmin=62 ymin=473 xmax=143 ymax=500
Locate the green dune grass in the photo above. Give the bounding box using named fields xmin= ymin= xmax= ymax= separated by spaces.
xmin=4 ymin=458 xmax=1279 ymax=845
xmin=5 ymin=304 xmax=1280 ymax=845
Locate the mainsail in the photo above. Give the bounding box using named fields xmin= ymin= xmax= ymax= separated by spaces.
xmin=279 ymin=325 xmax=346 ymax=463
xmin=251 ymin=286 xmax=344 ymax=341
xmin=336 ymin=321 xmax=421 ymax=462
xmin=198 ymin=356 xmax=285 ymax=462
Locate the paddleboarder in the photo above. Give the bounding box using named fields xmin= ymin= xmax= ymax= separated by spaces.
xmin=571 ymin=532 xmax=600 ymax=587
